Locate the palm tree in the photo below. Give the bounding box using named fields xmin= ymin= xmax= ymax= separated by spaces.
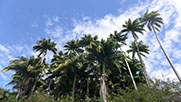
xmin=79 ymin=34 xmax=98 ymax=101
xmin=32 ymin=37 xmax=57 ymax=95
xmin=87 ymin=38 xmax=122 ymax=102
xmin=140 ymin=10 xmax=181 ymax=82
xmin=1 ymin=56 xmax=40 ymax=101
xmin=1 ymin=57 xmax=27 ymax=101
xmin=33 ymin=38 xmax=57 ymax=61
xmin=127 ymin=41 xmax=150 ymax=58
xmin=121 ymin=19 xmax=150 ymax=88
xmin=63 ymin=39 xmax=84 ymax=102
xmin=109 ymin=31 xmax=138 ymax=91
xmin=27 ymin=56 xmax=47 ymax=96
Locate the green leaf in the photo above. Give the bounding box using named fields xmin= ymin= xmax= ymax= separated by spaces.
xmin=1 ymin=67 xmax=10 ymax=72
xmin=27 ymin=65 xmax=34 ymax=72
xmin=11 ymin=74 xmax=21 ymax=78
xmin=147 ymin=24 xmax=152 ymax=31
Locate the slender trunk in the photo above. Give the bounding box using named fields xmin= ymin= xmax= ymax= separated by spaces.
xmin=24 ymin=77 xmax=30 ymax=96
xmin=20 ymin=88 xmax=23 ymax=102
xmin=131 ymin=32 xmax=151 ymax=88
xmin=72 ymin=74 xmax=76 ymax=102
xmin=100 ymin=64 xmax=108 ymax=102
xmin=86 ymin=73 xmax=89 ymax=102
xmin=120 ymin=48 xmax=138 ymax=91
xmin=125 ymin=58 xmax=138 ymax=91
xmin=30 ymin=76 xmax=38 ymax=96
xmin=30 ymin=52 xmax=47 ymax=96
xmin=40 ymin=52 xmax=46 ymax=64
xmin=25 ymin=77 xmax=30 ymax=88
xmin=16 ymin=88 xmax=20 ymax=100
xmin=16 ymin=86 xmax=23 ymax=102
xmin=151 ymin=25 xmax=181 ymax=83
xmin=48 ymin=80 xmax=52 ymax=91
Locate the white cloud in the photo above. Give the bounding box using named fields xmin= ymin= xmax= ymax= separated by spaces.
xmin=53 ymin=16 xmax=60 ymax=22
xmin=1 ymin=0 xmax=181 ymax=89
xmin=0 ymin=44 xmax=9 ymax=53
xmin=33 ymin=0 xmax=181 ymax=83
xmin=69 ymin=0 xmax=181 ymax=82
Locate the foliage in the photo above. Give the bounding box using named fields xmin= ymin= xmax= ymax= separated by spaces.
xmin=1 ymin=79 xmax=180 ymax=102
xmin=1 ymin=10 xmax=181 ymax=102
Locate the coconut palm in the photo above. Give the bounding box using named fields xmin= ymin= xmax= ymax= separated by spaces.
xmin=121 ymin=19 xmax=150 ymax=88
xmin=109 ymin=31 xmax=138 ymax=91
xmin=140 ymin=10 xmax=181 ymax=82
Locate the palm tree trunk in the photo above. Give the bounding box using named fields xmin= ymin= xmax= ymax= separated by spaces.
xmin=16 ymin=88 xmax=20 ymax=100
xmin=16 ymin=86 xmax=23 ymax=102
xmin=125 ymin=58 xmax=138 ymax=90
xmin=132 ymin=32 xmax=151 ymax=88
xmin=120 ymin=48 xmax=138 ymax=91
xmin=30 ymin=76 xmax=38 ymax=96
xmin=48 ymin=80 xmax=52 ymax=91
xmin=20 ymin=88 xmax=23 ymax=102
xmin=100 ymin=64 xmax=108 ymax=102
xmin=86 ymin=73 xmax=89 ymax=102
xmin=72 ymin=74 xmax=76 ymax=102
xmin=24 ymin=77 xmax=30 ymax=96
xmin=30 ymin=52 xmax=47 ymax=96
xmin=151 ymin=25 xmax=181 ymax=83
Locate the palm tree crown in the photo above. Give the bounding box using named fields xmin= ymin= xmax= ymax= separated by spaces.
xmin=140 ymin=10 xmax=163 ymax=32
xmin=64 ymin=39 xmax=83 ymax=55
xmin=127 ymin=41 xmax=150 ymax=58
xmin=122 ymin=19 xmax=145 ymax=39
xmin=33 ymin=38 xmax=57 ymax=57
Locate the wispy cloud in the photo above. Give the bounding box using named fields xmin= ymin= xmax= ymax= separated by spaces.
xmin=44 ymin=0 xmax=181 ymax=81
xmin=1 ymin=0 xmax=181 ymax=89
xmin=0 ymin=44 xmax=9 ymax=53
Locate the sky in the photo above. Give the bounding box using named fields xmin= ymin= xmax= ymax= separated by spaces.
xmin=0 ymin=0 xmax=181 ymax=89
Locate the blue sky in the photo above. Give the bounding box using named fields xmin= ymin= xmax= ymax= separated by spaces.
xmin=0 ymin=0 xmax=181 ymax=89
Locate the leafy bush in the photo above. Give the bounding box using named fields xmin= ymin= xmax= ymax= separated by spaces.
xmin=1 ymin=79 xmax=181 ymax=102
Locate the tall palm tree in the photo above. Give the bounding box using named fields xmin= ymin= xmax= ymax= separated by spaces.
xmin=121 ymin=19 xmax=151 ymax=88
xmin=127 ymin=41 xmax=150 ymax=58
xmin=63 ymin=39 xmax=84 ymax=102
xmin=32 ymin=37 xmax=57 ymax=95
xmin=87 ymin=39 xmax=122 ymax=102
xmin=109 ymin=31 xmax=138 ymax=91
xmin=1 ymin=57 xmax=29 ymax=101
xmin=79 ymin=34 xmax=98 ymax=102
xmin=1 ymin=56 xmax=44 ymax=101
xmin=140 ymin=10 xmax=181 ymax=82
xmin=27 ymin=56 xmax=47 ymax=96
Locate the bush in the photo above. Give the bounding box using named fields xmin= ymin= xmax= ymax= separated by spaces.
xmin=1 ymin=78 xmax=181 ymax=102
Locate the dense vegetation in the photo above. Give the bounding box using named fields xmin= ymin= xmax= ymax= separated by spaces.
xmin=1 ymin=10 xmax=181 ymax=102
